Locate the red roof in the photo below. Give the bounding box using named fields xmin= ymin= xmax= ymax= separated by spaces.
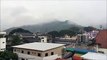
xmin=73 ymin=55 xmax=82 ymax=60
xmin=95 ymin=30 xmax=107 ymax=48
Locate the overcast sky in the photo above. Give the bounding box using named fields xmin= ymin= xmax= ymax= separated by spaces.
xmin=0 ymin=0 xmax=106 ymax=30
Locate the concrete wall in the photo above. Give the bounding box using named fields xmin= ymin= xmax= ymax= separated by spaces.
xmin=0 ymin=38 xmax=6 ymax=51
xmin=13 ymin=46 xmax=64 ymax=60
xmin=38 ymin=36 xmax=48 ymax=43
xmin=15 ymin=52 xmax=61 ymax=60
xmin=43 ymin=54 xmax=61 ymax=60
xmin=13 ymin=46 xmax=64 ymax=57
xmin=42 ymin=46 xmax=64 ymax=57
xmin=15 ymin=52 xmax=43 ymax=60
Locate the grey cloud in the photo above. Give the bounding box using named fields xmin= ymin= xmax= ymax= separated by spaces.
xmin=1 ymin=0 xmax=106 ymax=30
xmin=10 ymin=7 xmax=28 ymax=17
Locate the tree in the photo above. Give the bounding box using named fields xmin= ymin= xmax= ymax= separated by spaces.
xmin=9 ymin=28 xmax=32 ymax=35
xmin=59 ymin=30 xmax=76 ymax=37
xmin=83 ymin=26 xmax=96 ymax=32
xmin=69 ymin=27 xmax=81 ymax=33
xmin=48 ymin=31 xmax=59 ymax=38
xmin=0 ymin=51 xmax=18 ymax=60
xmin=48 ymin=30 xmax=76 ymax=37
xmin=11 ymin=35 xmax=22 ymax=46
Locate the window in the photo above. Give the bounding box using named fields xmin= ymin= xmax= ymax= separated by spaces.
xmin=42 ymin=40 xmax=44 ymax=42
xmin=21 ymin=58 xmax=25 ymax=60
xmin=21 ymin=50 xmax=24 ymax=53
xmin=38 ymin=53 xmax=41 ymax=57
xmin=41 ymin=37 xmax=44 ymax=39
xmin=51 ymin=52 xmax=54 ymax=55
xmin=45 ymin=53 xmax=48 ymax=56
xmin=27 ymin=51 xmax=30 ymax=55
xmin=1 ymin=49 xmax=3 ymax=50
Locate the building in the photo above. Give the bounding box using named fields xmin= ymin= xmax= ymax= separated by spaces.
xmin=86 ymin=30 xmax=99 ymax=40
xmin=13 ymin=32 xmax=51 ymax=43
xmin=7 ymin=32 xmax=40 ymax=44
xmin=13 ymin=33 xmax=35 ymax=39
xmin=38 ymin=36 xmax=48 ymax=43
xmin=77 ymin=34 xmax=89 ymax=43
xmin=37 ymin=33 xmax=52 ymax=43
xmin=60 ymin=34 xmax=77 ymax=40
xmin=0 ymin=32 xmax=6 ymax=51
xmin=53 ymin=35 xmax=77 ymax=45
xmin=53 ymin=38 xmax=77 ymax=47
xmin=98 ymin=48 xmax=107 ymax=54
xmin=77 ymin=30 xmax=99 ymax=43
xmin=95 ymin=30 xmax=107 ymax=48
xmin=13 ymin=42 xmax=65 ymax=60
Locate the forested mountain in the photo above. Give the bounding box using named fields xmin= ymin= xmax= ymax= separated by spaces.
xmin=5 ymin=20 xmax=82 ymax=34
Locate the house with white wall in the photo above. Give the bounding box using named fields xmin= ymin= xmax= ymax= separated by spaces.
xmin=0 ymin=32 xmax=6 ymax=51
xmin=38 ymin=36 xmax=48 ymax=43
xmin=13 ymin=42 xmax=65 ymax=60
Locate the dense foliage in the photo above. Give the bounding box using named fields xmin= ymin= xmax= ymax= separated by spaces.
xmin=48 ymin=31 xmax=59 ymax=38
xmin=69 ymin=27 xmax=81 ymax=33
xmin=9 ymin=28 xmax=31 ymax=35
xmin=48 ymin=29 xmax=76 ymax=38
xmin=5 ymin=20 xmax=82 ymax=33
xmin=11 ymin=35 xmax=22 ymax=46
xmin=59 ymin=30 xmax=76 ymax=36
xmin=0 ymin=51 xmax=18 ymax=60
xmin=83 ymin=26 xmax=96 ymax=32
xmin=6 ymin=35 xmax=22 ymax=51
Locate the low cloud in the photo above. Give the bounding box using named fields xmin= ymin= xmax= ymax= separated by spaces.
xmin=1 ymin=0 xmax=106 ymax=30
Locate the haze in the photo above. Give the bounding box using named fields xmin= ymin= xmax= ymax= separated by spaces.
xmin=0 ymin=0 xmax=106 ymax=31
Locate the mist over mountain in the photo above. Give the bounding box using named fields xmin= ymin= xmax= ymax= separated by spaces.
xmin=5 ymin=20 xmax=82 ymax=34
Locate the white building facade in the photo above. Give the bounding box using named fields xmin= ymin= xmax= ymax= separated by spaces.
xmin=38 ymin=36 xmax=48 ymax=43
xmin=13 ymin=42 xmax=65 ymax=60
xmin=0 ymin=32 xmax=6 ymax=51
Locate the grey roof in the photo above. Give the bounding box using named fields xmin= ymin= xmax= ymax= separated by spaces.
xmin=13 ymin=42 xmax=65 ymax=51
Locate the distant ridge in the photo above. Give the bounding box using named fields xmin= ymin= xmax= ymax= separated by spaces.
xmin=5 ymin=20 xmax=82 ymax=34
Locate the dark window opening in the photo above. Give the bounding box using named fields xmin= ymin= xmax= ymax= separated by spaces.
xmin=21 ymin=50 xmax=24 ymax=53
xmin=41 ymin=37 xmax=44 ymax=39
xmin=51 ymin=52 xmax=54 ymax=55
xmin=27 ymin=51 xmax=30 ymax=54
xmin=38 ymin=53 xmax=41 ymax=57
xmin=45 ymin=53 xmax=48 ymax=56
xmin=21 ymin=58 xmax=25 ymax=60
